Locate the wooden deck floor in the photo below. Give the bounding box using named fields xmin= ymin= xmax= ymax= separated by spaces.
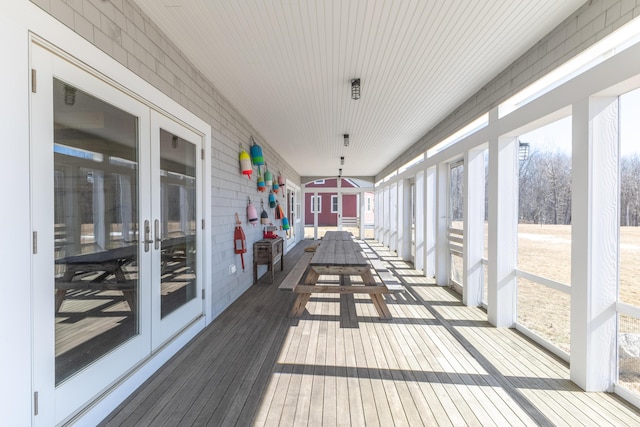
xmin=101 ymin=240 xmax=640 ymax=426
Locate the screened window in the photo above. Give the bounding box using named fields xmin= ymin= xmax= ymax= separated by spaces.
xmin=331 ymin=195 xmax=338 ymax=213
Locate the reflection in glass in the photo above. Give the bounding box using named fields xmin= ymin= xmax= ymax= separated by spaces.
xmin=53 ymin=79 xmax=139 ymax=385
xmin=159 ymin=129 xmax=197 ymax=318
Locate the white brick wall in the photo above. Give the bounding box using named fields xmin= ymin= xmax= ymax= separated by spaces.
xmin=377 ymin=0 xmax=640 ymax=180
xmin=31 ymin=0 xmax=300 ymax=315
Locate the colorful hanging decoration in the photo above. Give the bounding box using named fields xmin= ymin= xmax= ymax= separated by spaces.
xmin=272 ymin=177 xmax=279 ymax=194
xmin=239 ymin=149 xmax=252 ymax=179
xmin=250 ymin=137 xmax=264 ymax=166
xmin=281 ymin=216 xmax=290 ymax=231
xmin=247 ymin=198 xmax=258 ymax=226
xmin=275 ymin=201 xmax=284 ymax=220
xmin=278 ymin=173 xmax=285 ymax=187
xmin=264 ymin=165 xmax=273 ymax=190
xmin=260 ymin=200 xmax=269 ymax=224
xmin=234 ymin=213 xmax=247 ymax=271
xmin=268 ymin=190 xmax=276 ymax=208
xmin=257 ymin=167 xmax=266 ymax=192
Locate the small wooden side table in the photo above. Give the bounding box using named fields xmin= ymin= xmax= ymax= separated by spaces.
xmin=253 ymin=237 xmax=284 ymax=284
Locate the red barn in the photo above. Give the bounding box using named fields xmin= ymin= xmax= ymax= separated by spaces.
xmin=304 ymin=178 xmax=360 ymax=226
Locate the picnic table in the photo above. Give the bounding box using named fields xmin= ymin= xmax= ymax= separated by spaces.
xmin=281 ymin=231 xmax=403 ymax=319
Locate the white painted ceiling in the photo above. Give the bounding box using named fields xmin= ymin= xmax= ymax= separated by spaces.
xmin=134 ymin=0 xmax=585 ymax=178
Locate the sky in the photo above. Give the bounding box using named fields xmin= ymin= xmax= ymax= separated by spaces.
xmin=520 ymin=87 xmax=640 ymax=156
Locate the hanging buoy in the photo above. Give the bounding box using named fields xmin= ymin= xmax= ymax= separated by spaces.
xmin=250 ymin=138 xmax=265 ymax=166
xmin=257 ymin=167 xmax=266 ymax=192
xmin=234 ymin=213 xmax=247 ymax=271
xmin=272 ymin=177 xmax=279 ymax=194
xmin=282 ymin=216 xmax=290 ymax=230
xmin=268 ymin=190 xmax=276 ymax=208
xmin=264 ymin=166 xmax=273 ymax=190
xmin=278 ymin=174 xmax=285 ymax=187
xmin=239 ymin=149 xmax=252 ymax=179
xmin=247 ymin=198 xmax=258 ymax=226
xmin=275 ymin=201 xmax=284 ymax=220
xmin=260 ymin=199 xmax=269 ymax=224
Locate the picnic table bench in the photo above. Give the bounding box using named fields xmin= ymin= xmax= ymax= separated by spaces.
xmin=279 ymin=231 xmax=404 ymax=319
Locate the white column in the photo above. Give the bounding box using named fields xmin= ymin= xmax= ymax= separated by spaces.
xmin=93 ymin=170 xmax=106 ymax=250
xmin=415 ymin=171 xmax=425 ymax=271
xmin=402 ymin=179 xmax=413 ymax=262
xmin=463 ymin=147 xmax=485 ymax=306
xmin=313 ymin=191 xmax=318 ymax=240
xmin=425 ymin=166 xmax=437 ymax=278
xmin=487 ymin=132 xmax=518 ymax=327
xmin=383 ymin=186 xmax=390 ymax=246
xmin=435 ymin=163 xmax=448 ymax=286
xmin=375 ymin=188 xmax=382 ymax=241
xmin=389 ymin=183 xmax=398 ymax=251
xmin=359 ymin=190 xmax=365 ymax=239
xmin=118 ymin=175 xmax=132 ymax=242
xmin=396 ymin=179 xmax=412 ymax=261
xmin=570 ymin=96 xmax=618 ymax=392
xmin=337 ymin=178 xmax=342 ymax=231
xmin=396 ymin=180 xmax=404 ymax=256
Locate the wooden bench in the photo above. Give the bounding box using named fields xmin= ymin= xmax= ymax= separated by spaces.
xmin=368 ymin=259 xmax=406 ymax=294
xmin=278 ymin=252 xmax=314 ymax=292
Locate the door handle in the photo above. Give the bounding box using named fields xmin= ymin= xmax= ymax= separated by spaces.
xmin=143 ymin=220 xmax=153 ymax=252
xmin=154 ymin=219 xmax=161 ymax=250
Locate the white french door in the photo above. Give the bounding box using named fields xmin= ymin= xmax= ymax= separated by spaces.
xmin=30 ymin=44 xmax=203 ymax=424
xmin=150 ymin=112 xmax=203 ymax=346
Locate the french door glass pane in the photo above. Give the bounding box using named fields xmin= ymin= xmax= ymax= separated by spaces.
xmin=53 ymin=78 xmax=139 ymax=385
xmin=159 ymin=129 xmax=197 ymax=318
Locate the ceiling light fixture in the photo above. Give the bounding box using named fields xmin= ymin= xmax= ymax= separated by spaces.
xmin=351 ymin=78 xmax=360 ymax=100
xmin=340 ymin=156 xmax=345 ymax=165
xmin=64 ymin=85 xmax=76 ymax=105
xmin=343 ymin=134 xmax=349 ymax=147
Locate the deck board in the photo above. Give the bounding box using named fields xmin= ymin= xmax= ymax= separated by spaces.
xmin=101 ymin=239 xmax=640 ymax=427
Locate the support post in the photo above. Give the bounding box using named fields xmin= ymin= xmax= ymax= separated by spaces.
xmin=464 ymin=147 xmax=485 ymax=306
xmin=570 ymin=96 xmax=618 ymax=391
xmin=487 ymin=126 xmax=518 ymax=327
xmin=435 ymin=163 xmax=448 ymax=286
xmin=415 ymin=171 xmax=425 ymax=270
xmin=425 ymin=166 xmax=437 ymax=278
